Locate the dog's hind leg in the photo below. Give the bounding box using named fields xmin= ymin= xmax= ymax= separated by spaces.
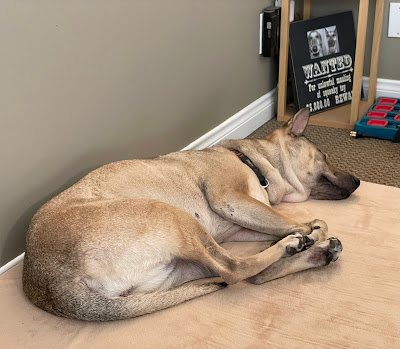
xmin=246 ymin=238 xmax=343 ymax=285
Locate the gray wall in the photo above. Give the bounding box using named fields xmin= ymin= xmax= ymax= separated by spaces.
xmin=0 ymin=1 xmax=277 ymax=266
xmin=307 ymin=0 xmax=400 ymax=80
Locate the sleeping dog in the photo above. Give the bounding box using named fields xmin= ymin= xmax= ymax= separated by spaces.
xmin=23 ymin=108 xmax=359 ymax=321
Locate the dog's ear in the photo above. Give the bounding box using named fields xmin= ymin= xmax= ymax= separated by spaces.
xmin=286 ymin=108 xmax=310 ymax=137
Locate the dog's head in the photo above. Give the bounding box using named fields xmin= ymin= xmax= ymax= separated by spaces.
xmin=325 ymin=27 xmax=338 ymax=48
xmin=266 ymin=108 xmax=360 ymax=202
xmin=308 ymin=31 xmax=323 ymax=56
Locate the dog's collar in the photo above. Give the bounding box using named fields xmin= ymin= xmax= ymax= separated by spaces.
xmin=229 ymin=148 xmax=269 ymax=190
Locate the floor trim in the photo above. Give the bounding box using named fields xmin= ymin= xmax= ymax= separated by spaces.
xmin=0 ymin=253 xmax=25 ymax=275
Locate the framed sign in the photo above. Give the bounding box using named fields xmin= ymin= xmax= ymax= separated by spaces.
xmin=289 ymin=11 xmax=357 ymax=114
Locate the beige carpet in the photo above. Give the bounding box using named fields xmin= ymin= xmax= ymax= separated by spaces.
xmin=247 ymin=118 xmax=400 ymax=188
xmin=1 ymin=181 xmax=399 ymax=349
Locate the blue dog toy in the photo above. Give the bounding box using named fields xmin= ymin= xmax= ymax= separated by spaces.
xmin=351 ymin=97 xmax=400 ymax=142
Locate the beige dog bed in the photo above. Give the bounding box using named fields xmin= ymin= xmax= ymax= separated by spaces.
xmin=1 ymin=181 xmax=399 ymax=348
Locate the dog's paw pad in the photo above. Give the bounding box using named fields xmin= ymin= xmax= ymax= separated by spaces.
xmin=282 ymin=234 xmax=305 ymax=256
xmin=286 ymin=246 xmax=298 ymax=256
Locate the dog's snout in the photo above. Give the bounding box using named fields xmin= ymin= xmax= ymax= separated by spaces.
xmin=353 ymin=176 xmax=360 ymax=188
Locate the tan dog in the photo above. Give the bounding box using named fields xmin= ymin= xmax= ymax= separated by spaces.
xmin=22 ymin=108 xmax=360 ymax=321
xmin=308 ymin=30 xmax=324 ymax=59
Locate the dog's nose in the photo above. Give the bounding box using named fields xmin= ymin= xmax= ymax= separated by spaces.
xmin=353 ymin=176 xmax=360 ymax=188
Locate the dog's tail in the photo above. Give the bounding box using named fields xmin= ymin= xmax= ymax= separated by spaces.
xmin=25 ymin=276 xmax=227 ymax=322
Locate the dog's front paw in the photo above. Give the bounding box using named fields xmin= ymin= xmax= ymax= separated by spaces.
xmin=307 ymin=237 xmax=343 ymax=266
xmin=279 ymin=233 xmax=305 ymax=257
xmin=303 ymin=219 xmax=328 ymax=247
xmin=304 ymin=219 xmax=328 ymax=232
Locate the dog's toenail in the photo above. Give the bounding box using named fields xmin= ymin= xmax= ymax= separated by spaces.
xmin=304 ymin=236 xmax=311 ymax=243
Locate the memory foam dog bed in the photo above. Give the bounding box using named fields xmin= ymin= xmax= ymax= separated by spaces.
xmin=1 ymin=181 xmax=399 ymax=349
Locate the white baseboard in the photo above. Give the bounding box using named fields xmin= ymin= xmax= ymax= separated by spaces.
xmin=0 ymin=253 xmax=25 ymax=275
xmin=0 ymin=88 xmax=277 ymax=274
xmin=363 ymin=77 xmax=400 ymax=99
xmin=182 ymin=88 xmax=276 ymax=150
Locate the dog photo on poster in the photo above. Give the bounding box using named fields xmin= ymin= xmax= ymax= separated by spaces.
xmin=289 ymin=11 xmax=356 ymax=114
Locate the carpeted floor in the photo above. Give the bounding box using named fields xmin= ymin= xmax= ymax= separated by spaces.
xmin=247 ymin=118 xmax=400 ymax=188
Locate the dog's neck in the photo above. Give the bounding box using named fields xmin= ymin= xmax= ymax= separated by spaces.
xmin=229 ymin=148 xmax=269 ymax=189
xmin=221 ymin=139 xmax=309 ymax=205
xmin=220 ymin=140 xmax=283 ymax=204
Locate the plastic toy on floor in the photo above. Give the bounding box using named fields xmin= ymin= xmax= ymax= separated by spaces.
xmin=351 ymin=97 xmax=400 ymax=142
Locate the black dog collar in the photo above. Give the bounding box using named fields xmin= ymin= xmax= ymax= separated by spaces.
xmin=229 ymin=148 xmax=269 ymax=189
